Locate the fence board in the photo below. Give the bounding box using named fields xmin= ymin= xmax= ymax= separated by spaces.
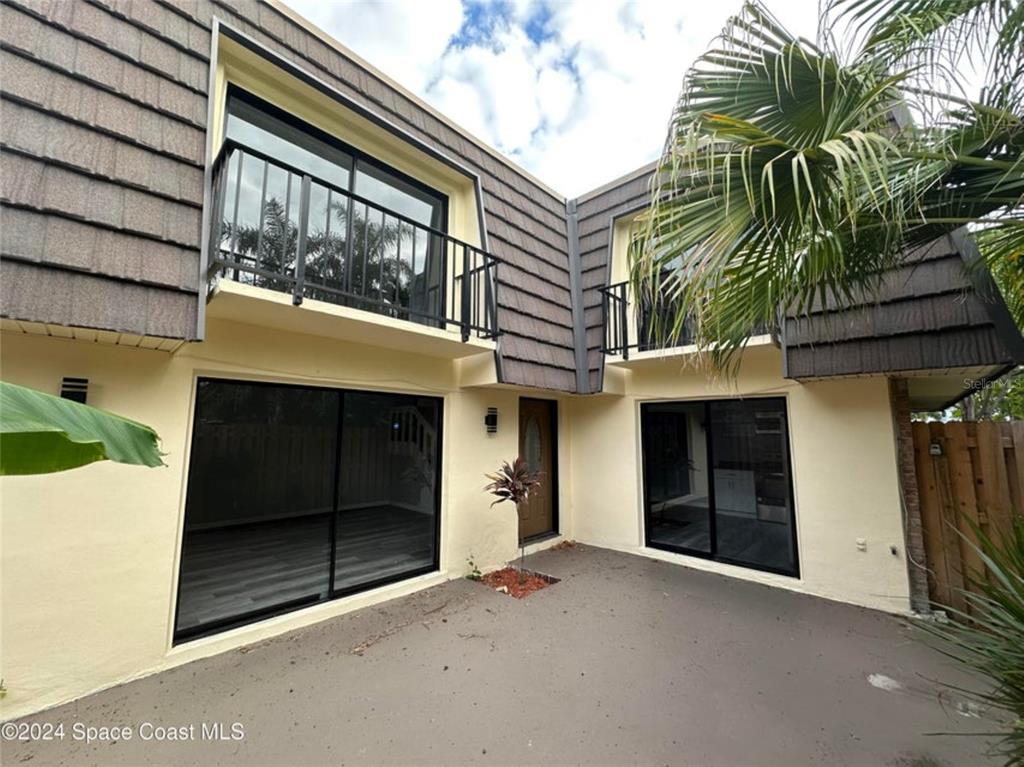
xmin=913 ymin=420 xmax=1024 ymax=612
xmin=976 ymin=422 xmax=1014 ymax=537
xmin=946 ymin=422 xmax=986 ymax=584
xmin=1007 ymin=422 xmax=1024 ymax=519
xmin=913 ymin=423 xmax=961 ymax=610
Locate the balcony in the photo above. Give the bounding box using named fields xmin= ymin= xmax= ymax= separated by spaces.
xmin=206 ymin=139 xmax=500 ymax=349
xmin=599 ymin=280 xmax=695 ymax=359
xmin=600 ymin=280 xmax=774 ymax=362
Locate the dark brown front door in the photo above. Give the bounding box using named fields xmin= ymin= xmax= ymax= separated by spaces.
xmin=518 ymin=398 xmax=557 ymax=542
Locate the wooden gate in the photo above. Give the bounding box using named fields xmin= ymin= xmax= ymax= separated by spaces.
xmin=912 ymin=421 xmax=1024 ymax=612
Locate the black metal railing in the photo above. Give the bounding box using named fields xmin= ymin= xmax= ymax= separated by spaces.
xmin=207 ymin=139 xmax=500 ymax=341
xmin=600 ymin=280 xmax=776 ymax=358
xmin=599 ymin=281 xmax=695 ymax=358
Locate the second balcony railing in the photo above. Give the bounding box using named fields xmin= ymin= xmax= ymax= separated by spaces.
xmin=600 ymin=280 xmax=776 ymax=358
xmin=599 ymin=280 xmax=695 ymax=358
xmin=207 ymin=139 xmax=500 ymax=341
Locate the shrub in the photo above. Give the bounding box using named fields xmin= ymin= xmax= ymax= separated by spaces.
xmin=921 ymin=518 xmax=1024 ymax=765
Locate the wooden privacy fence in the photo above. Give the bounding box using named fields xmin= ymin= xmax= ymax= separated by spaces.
xmin=912 ymin=420 xmax=1024 ymax=613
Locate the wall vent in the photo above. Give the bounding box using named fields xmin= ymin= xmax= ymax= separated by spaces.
xmin=60 ymin=377 xmax=89 ymax=404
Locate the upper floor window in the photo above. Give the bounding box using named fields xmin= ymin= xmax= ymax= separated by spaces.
xmin=225 ymin=93 xmax=353 ymax=191
xmin=211 ymin=88 xmax=474 ymax=331
xmin=206 ymin=37 xmax=499 ymax=342
xmin=224 ymin=89 xmax=446 ymax=231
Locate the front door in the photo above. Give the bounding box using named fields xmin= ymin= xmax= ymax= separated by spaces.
xmin=518 ymin=398 xmax=557 ymax=542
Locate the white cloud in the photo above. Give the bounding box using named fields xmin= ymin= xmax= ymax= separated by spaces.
xmin=280 ymin=0 xmax=463 ymax=90
xmin=535 ymin=65 xmax=576 ymax=130
xmin=279 ymin=0 xmax=822 ymax=197
xmin=430 ymin=26 xmax=544 ymax=152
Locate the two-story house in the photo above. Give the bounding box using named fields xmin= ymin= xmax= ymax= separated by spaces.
xmin=2 ymin=0 xmax=1021 ymax=719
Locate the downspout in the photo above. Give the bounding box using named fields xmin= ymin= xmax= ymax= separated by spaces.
xmin=566 ymin=199 xmax=589 ymax=394
xmin=475 ymin=179 xmax=504 ymax=383
xmin=195 ymin=17 xmax=223 ymax=342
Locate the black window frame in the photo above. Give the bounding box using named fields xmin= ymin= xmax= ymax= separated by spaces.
xmin=640 ymin=396 xmax=800 ymax=578
xmin=172 ymin=376 xmax=444 ymax=644
xmin=224 ymin=85 xmax=450 ymax=232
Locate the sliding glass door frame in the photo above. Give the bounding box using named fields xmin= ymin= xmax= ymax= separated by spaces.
xmin=639 ymin=396 xmax=800 ymax=578
xmin=172 ymin=376 xmax=444 ymax=644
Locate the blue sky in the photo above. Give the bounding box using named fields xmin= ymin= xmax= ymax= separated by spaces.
xmin=280 ymin=0 xmax=821 ymax=196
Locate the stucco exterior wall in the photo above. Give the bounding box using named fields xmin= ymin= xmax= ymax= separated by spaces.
xmin=567 ymin=345 xmax=911 ymax=614
xmin=1 ymin=321 xmax=910 ymax=721
xmin=0 ymin=323 xmax=572 ymax=720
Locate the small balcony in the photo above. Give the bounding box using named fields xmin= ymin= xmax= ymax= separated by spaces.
xmin=599 ymin=280 xmax=695 ymax=359
xmin=600 ymin=280 xmax=774 ymax=362
xmin=206 ymin=140 xmax=500 ymax=347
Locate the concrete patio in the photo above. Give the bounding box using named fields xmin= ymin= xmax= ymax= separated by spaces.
xmin=3 ymin=545 xmax=999 ymax=766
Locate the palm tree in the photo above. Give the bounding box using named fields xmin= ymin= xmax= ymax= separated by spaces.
xmin=631 ymin=0 xmax=1023 ymax=370
xmin=226 ymin=197 xmax=296 ymax=293
xmin=223 ymin=196 xmax=423 ymax=314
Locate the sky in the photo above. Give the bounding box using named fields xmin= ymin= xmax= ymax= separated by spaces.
xmin=278 ymin=0 xmax=823 ymax=197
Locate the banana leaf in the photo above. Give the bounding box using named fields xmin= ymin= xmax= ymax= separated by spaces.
xmin=0 ymin=381 xmax=164 ymax=475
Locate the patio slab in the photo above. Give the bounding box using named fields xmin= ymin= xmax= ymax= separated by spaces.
xmin=2 ymin=545 xmax=1000 ymax=766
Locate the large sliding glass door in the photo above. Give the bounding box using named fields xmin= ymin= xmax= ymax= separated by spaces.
xmin=175 ymin=379 xmax=442 ymax=642
xmin=333 ymin=391 xmax=440 ymax=593
xmin=641 ymin=398 xmax=798 ymax=576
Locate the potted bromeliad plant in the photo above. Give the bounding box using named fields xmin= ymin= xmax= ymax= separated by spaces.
xmin=485 ymin=457 xmax=541 ymax=584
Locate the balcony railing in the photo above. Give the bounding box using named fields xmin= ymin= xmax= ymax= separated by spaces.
xmin=207 ymin=139 xmax=500 ymax=341
xmin=599 ymin=280 xmax=695 ymax=359
xmin=600 ymin=281 xmax=775 ymax=359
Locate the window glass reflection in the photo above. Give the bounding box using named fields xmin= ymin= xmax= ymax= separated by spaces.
xmin=226 ymin=96 xmax=351 ymax=190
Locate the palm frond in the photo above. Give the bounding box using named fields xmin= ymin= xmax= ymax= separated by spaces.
xmin=632 ymin=0 xmax=1024 ymax=369
xmin=917 ymin=518 xmax=1024 ymax=764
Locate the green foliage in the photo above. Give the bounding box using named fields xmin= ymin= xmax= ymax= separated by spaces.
xmin=914 ymin=367 xmax=1024 ymax=421
xmin=224 ymin=196 xmax=422 ymax=310
xmin=632 ymin=0 xmax=1024 ymax=370
xmin=977 ymin=226 xmax=1024 ymax=329
xmin=0 ymin=382 xmax=164 ymax=475
xmin=955 ymin=368 xmax=1024 ymax=420
xmin=465 ymin=556 xmax=482 ymax=581
xmin=920 ymin=518 xmax=1024 ymax=764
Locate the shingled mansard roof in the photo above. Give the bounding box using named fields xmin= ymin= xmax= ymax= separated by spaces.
xmin=0 ymin=0 xmax=1020 ymax=402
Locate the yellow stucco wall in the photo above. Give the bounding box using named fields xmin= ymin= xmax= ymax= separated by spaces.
xmin=0 ymin=322 xmax=572 ymax=720
xmin=0 ymin=320 xmax=909 ymax=721
xmin=570 ymin=345 xmax=910 ymax=614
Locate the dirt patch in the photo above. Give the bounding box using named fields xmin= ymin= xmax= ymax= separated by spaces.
xmin=481 ymin=567 xmax=558 ymax=598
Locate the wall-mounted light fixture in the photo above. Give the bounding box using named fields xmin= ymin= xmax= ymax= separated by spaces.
xmin=60 ymin=377 xmax=89 ymax=404
xmin=485 ymin=407 xmax=498 ymax=434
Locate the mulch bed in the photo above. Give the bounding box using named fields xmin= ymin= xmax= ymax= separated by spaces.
xmin=481 ymin=567 xmax=557 ymax=599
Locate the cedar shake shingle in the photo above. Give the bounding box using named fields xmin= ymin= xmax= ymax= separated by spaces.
xmin=29 ymin=0 xmax=1010 ymax=390
xmin=2 ymin=0 xmax=580 ymax=384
